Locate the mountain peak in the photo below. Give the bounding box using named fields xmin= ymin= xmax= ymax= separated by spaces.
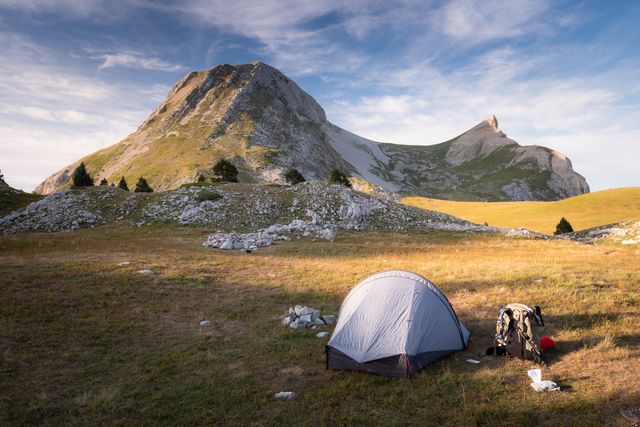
xmin=35 ymin=62 xmax=589 ymax=201
xmin=486 ymin=114 xmax=498 ymax=129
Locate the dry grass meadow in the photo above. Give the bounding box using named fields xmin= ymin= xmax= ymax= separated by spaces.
xmin=1 ymin=225 xmax=639 ymax=425
xmin=403 ymin=187 xmax=640 ymax=234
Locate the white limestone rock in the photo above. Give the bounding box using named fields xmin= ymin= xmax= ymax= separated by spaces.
xmin=0 ymin=189 xmax=103 ymax=233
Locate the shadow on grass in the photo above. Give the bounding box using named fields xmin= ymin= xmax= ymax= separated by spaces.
xmin=1 ymin=260 xmax=637 ymax=426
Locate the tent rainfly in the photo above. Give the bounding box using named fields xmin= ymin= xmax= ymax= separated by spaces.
xmin=326 ymin=270 xmax=470 ymax=378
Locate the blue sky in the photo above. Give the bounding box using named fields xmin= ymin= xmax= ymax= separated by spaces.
xmin=1 ymin=0 xmax=639 ymax=192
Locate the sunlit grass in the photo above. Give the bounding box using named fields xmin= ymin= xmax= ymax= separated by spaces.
xmin=1 ymin=226 xmax=638 ymax=425
xmin=403 ymin=187 xmax=640 ymax=233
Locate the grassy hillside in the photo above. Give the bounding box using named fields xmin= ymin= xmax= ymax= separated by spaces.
xmin=1 ymin=226 xmax=638 ymax=425
xmin=403 ymin=187 xmax=640 ymax=234
xmin=0 ymin=185 xmax=42 ymax=217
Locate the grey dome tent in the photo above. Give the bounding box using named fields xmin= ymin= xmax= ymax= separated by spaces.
xmin=326 ymin=270 xmax=470 ymax=378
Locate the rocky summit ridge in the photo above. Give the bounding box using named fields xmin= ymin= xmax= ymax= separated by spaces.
xmin=36 ymin=61 xmax=589 ymax=201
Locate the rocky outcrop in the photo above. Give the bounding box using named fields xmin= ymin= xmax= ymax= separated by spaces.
xmin=202 ymin=218 xmax=336 ymax=251
xmin=34 ymin=163 xmax=79 ymax=195
xmin=2 ymin=183 xmax=491 ymax=235
xmin=381 ymin=115 xmax=589 ymax=201
xmin=569 ymin=220 xmax=640 ymax=245
xmin=441 ymin=116 xmax=590 ymax=200
xmin=445 ymin=115 xmax=517 ymax=166
xmin=0 ymin=178 xmax=44 ymax=217
xmin=35 ymin=62 xmax=589 ymax=201
xmin=0 ymin=190 xmax=101 ymax=233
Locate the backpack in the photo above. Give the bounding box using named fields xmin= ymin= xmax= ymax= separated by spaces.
xmin=494 ymin=303 xmax=546 ymax=365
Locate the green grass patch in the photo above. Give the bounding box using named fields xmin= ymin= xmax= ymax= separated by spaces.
xmin=197 ymin=191 xmax=222 ymax=203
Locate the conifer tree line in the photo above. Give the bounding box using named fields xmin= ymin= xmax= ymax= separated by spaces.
xmin=70 ymin=160 xmax=354 ymax=193
xmin=70 ymin=164 xmax=153 ymax=192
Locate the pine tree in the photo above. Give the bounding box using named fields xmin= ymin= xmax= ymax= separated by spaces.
xmin=99 ymin=178 xmax=108 ymax=186
xmin=118 ymin=176 xmax=129 ymax=191
xmin=134 ymin=177 xmax=153 ymax=193
xmin=328 ymin=169 xmax=352 ymax=188
xmin=0 ymin=169 xmax=4 ymax=183
xmin=554 ymin=217 xmax=574 ymax=235
xmin=284 ymin=168 xmax=305 ymax=185
xmin=212 ymin=159 xmax=238 ymax=182
xmin=71 ymin=162 xmax=94 ymax=187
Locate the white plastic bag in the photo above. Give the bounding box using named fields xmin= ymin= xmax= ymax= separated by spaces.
xmin=528 ymin=369 xmax=560 ymax=392
xmin=274 ymin=391 xmax=296 ymax=400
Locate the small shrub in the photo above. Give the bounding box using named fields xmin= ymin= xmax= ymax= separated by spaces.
xmin=118 ymin=176 xmax=129 ymax=191
xmin=284 ymin=168 xmax=305 ymax=185
xmin=71 ymin=162 xmax=94 ymax=187
xmin=554 ymin=217 xmax=574 ymax=235
xmin=212 ymin=159 xmax=238 ymax=182
xmin=99 ymin=178 xmax=108 ymax=186
xmin=328 ymin=169 xmax=352 ymax=188
xmin=197 ymin=191 xmax=222 ymax=203
xmin=197 ymin=174 xmax=207 ymax=183
xmin=134 ymin=177 xmax=153 ymax=193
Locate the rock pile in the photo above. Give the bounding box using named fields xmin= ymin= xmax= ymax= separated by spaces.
xmin=290 ymin=181 xmax=489 ymax=233
xmin=0 ymin=190 xmax=102 ymax=233
xmin=281 ymin=305 xmax=336 ymax=329
xmin=1 ymin=181 xmax=493 ymax=237
xmin=202 ymin=215 xmax=336 ymax=250
xmin=504 ymin=228 xmax=550 ymax=239
xmin=142 ymin=185 xmax=280 ymax=228
xmin=572 ymin=220 xmax=640 ymax=245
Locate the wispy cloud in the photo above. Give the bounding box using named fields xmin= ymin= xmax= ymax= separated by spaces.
xmin=168 ymin=0 xmax=572 ymax=76
xmin=0 ymin=0 xmax=638 ymax=192
xmin=94 ymin=51 xmax=184 ymax=72
xmin=0 ymin=31 xmax=168 ymax=191
xmin=431 ymin=0 xmax=552 ymax=44
xmin=7 ymin=106 xmax=90 ymax=124
xmin=0 ymin=0 xmax=140 ymax=20
xmin=172 ymin=0 xmax=374 ymax=74
xmin=325 ymin=46 xmax=639 ymax=191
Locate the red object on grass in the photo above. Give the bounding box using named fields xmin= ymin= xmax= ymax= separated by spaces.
xmin=540 ymin=336 xmax=556 ymax=351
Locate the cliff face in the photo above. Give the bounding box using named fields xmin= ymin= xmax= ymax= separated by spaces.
xmin=429 ymin=115 xmax=590 ymax=200
xmin=36 ymin=62 xmax=589 ymax=201
xmin=380 ymin=114 xmax=588 ymax=201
